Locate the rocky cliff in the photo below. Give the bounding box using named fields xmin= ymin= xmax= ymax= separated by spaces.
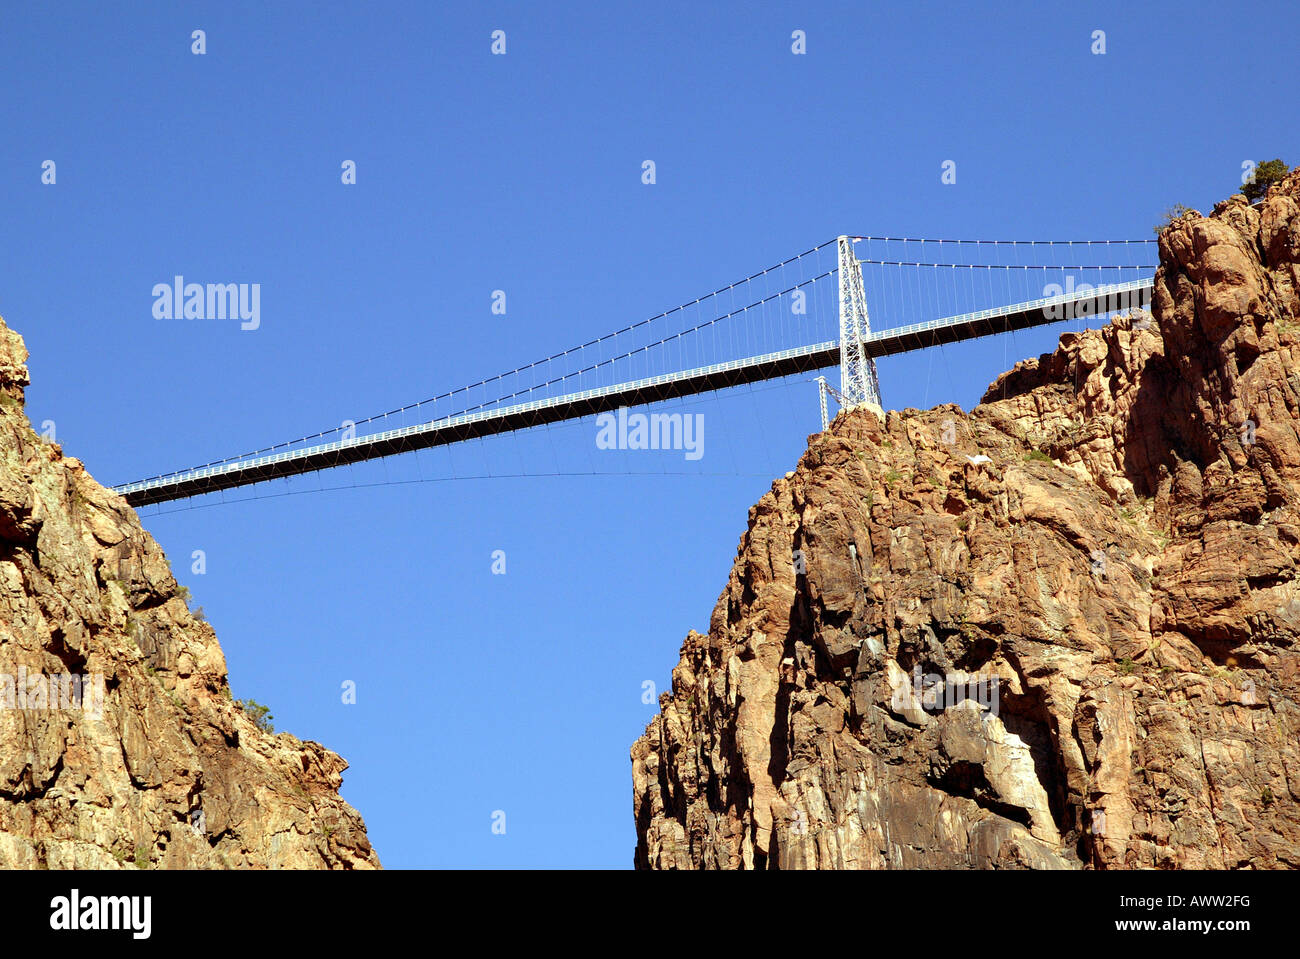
xmin=632 ymin=172 xmax=1300 ymax=869
xmin=0 ymin=321 xmax=379 ymax=868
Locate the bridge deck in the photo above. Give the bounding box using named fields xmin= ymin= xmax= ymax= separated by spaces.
xmin=114 ymin=278 xmax=1151 ymax=506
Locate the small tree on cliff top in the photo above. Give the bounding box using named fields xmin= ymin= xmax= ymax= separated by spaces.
xmin=235 ymin=698 xmax=275 ymax=733
xmin=1153 ymin=204 xmax=1195 ymax=233
xmin=1242 ymin=159 xmax=1289 ymax=202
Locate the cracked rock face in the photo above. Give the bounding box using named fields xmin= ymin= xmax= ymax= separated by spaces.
xmin=632 ymin=173 xmax=1300 ymax=869
xmin=0 ymin=320 xmax=379 ymax=869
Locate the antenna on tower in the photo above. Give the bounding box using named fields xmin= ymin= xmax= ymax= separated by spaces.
xmin=815 ymin=375 xmax=854 ymax=432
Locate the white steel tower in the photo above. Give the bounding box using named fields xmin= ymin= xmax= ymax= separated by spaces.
xmin=836 ymin=235 xmax=882 ymax=411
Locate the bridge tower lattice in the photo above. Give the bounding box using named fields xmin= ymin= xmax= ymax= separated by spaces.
xmin=836 ymin=235 xmax=883 ymax=414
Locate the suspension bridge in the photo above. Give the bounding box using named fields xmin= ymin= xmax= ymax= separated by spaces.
xmin=114 ymin=236 xmax=1156 ymax=508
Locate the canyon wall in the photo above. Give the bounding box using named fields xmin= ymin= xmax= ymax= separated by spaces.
xmin=633 ymin=173 xmax=1300 ymax=869
xmin=0 ymin=320 xmax=378 ymax=868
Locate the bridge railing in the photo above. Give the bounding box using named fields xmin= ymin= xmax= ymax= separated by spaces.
xmin=113 ymin=339 xmax=842 ymax=496
xmin=113 ymin=278 xmax=1154 ymax=500
xmin=871 ymin=277 xmax=1151 ymax=343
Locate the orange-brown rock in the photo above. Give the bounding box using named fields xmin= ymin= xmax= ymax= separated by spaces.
xmin=632 ymin=172 xmax=1300 ymax=869
xmin=0 ymin=317 xmax=378 ymax=869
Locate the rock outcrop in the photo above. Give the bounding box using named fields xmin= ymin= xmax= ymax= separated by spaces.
xmin=0 ymin=320 xmax=379 ymax=868
xmin=632 ymin=173 xmax=1300 ymax=869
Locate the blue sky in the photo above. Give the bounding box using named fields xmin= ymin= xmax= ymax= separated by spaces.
xmin=1 ymin=1 xmax=1294 ymax=867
